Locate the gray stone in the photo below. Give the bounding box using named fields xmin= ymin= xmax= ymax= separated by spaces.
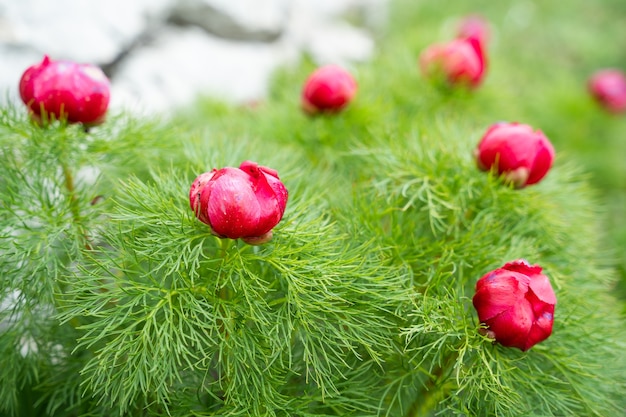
xmin=110 ymin=26 xmax=296 ymax=114
xmin=170 ymin=0 xmax=289 ymax=42
xmin=0 ymin=0 xmax=388 ymax=114
xmin=0 ymin=45 xmax=43 ymax=104
xmin=297 ymin=21 xmax=375 ymax=66
xmin=0 ymin=0 xmax=174 ymax=63
xmin=282 ymin=0 xmax=381 ymax=67
xmin=292 ymin=0 xmax=388 ymax=30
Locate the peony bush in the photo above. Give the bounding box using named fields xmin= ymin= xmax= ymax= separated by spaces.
xmin=1 ymin=1 xmax=625 ymax=417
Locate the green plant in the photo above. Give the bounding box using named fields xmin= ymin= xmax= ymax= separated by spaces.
xmin=1 ymin=0 xmax=625 ymax=416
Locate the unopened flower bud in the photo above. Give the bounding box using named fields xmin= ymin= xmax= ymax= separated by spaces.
xmin=419 ymin=37 xmax=486 ymax=89
xmin=472 ymin=259 xmax=557 ymax=351
xmin=19 ymin=55 xmax=110 ymax=126
xmin=587 ymin=69 xmax=626 ymax=114
xmin=189 ymin=161 xmax=288 ymax=244
xmin=301 ymin=65 xmax=357 ymax=115
xmin=475 ymin=122 xmax=555 ymax=188
xmin=456 ymin=14 xmax=490 ymax=49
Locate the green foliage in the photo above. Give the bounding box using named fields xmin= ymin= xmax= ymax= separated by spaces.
xmin=386 ymin=0 xmax=626 ymax=296
xmin=1 ymin=0 xmax=626 ymax=416
xmin=59 ymin=168 xmax=412 ymax=415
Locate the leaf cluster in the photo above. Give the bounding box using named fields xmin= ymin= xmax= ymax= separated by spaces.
xmin=55 ymin=165 xmax=412 ymax=415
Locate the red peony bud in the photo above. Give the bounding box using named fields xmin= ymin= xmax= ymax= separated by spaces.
xmin=19 ymin=55 xmax=110 ymax=126
xmin=472 ymin=259 xmax=557 ymax=351
xmin=189 ymin=161 xmax=288 ymax=245
xmin=456 ymin=14 xmax=490 ymax=49
xmin=587 ymin=68 xmax=626 ymax=114
xmin=475 ymin=122 xmax=555 ymax=188
xmin=301 ymin=65 xmax=357 ymax=115
xmin=419 ymin=37 xmax=486 ymax=89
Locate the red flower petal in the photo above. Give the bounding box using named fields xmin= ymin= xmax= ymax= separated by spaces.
xmin=420 ymin=38 xmax=485 ymax=88
xmin=485 ymin=300 xmax=534 ymax=350
xmin=502 ymin=259 xmax=543 ymax=276
xmin=524 ymin=310 xmax=555 ymax=351
xmin=189 ymin=170 xmax=216 ymax=225
xmin=190 ymin=162 xmax=288 ymax=243
xmin=473 ymin=272 xmax=528 ymax=321
xmin=19 ymin=55 xmax=110 ymax=125
xmin=528 ymin=273 xmax=557 ymax=306
xmin=473 ymin=260 xmax=556 ymax=351
xmin=476 ymin=124 xmax=555 ymax=188
xmin=588 ymin=69 xmax=626 ymax=113
xmin=204 ymin=168 xmax=261 ymax=239
xmin=301 ymin=65 xmax=357 ymax=114
xmin=457 ymin=14 xmax=490 ymax=48
xmin=526 ymin=132 xmax=555 ymax=185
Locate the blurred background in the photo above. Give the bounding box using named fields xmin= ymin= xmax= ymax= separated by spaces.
xmin=0 ymin=0 xmax=386 ymax=113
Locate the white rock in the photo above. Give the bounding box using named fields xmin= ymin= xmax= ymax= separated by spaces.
xmin=0 ymin=0 xmax=175 ymax=63
xmin=284 ymin=0 xmax=381 ymax=66
xmin=110 ymin=26 xmax=295 ymax=114
xmin=304 ymin=22 xmax=375 ymax=66
xmin=292 ymin=0 xmax=388 ymax=30
xmin=171 ymin=0 xmax=290 ymax=41
xmin=0 ymin=46 xmax=46 ymax=106
xmin=0 ymin=0 xmax=388 ymax=114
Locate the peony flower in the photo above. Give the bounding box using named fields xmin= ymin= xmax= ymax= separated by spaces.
xmin=472 ymin=259 xmax=557 ymax=351
xmin=475 ymin=122 xmax=555 ymax=188
xmin=419 ymin=37 xmax=486 ymax=89
xmin=587 ymin=68 xmax=626 ymax=114
xmin=19 ymin=55 xmax=110 ymax=126
xmin=189 ymin=161 xmax=288 ymax=245
xmin=301 ymin=65 xmax=357 ymax=115
xmin=456 ymin=14 xmax=490 ymax=49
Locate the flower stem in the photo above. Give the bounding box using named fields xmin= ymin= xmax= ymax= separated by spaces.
xmin=61 ymin=163 xmax=78 ymax=214
xmin=214 ymin=238 xmax=236 ymax=404
xmin=216 ymin=237 xmax=234 ymax=337
xmin=219 ymin=237 xmax=234 ymax=258
xmin=61 ymin=161 xmax=92 ymax=250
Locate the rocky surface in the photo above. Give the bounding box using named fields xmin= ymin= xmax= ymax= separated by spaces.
xmin=0 ymin=0 xmax=387 ymax=115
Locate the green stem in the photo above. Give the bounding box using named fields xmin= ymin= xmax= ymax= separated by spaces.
xmin=61 ymin=163 xmax=79 ymax=216
xmin=216 ymin=237 xmax=234 ymax=338
xmin=57 ymin=160 xmax=95 ymax=330
xmin=61 ymin=161 xmax=92 ymax=250
xmin=214 ymin=238 xmax=236 ymax=405
xmin=219 ymin=237 xmax=234 ymax=258
xmin=405 ymin=352 xmax=459 ymax=417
